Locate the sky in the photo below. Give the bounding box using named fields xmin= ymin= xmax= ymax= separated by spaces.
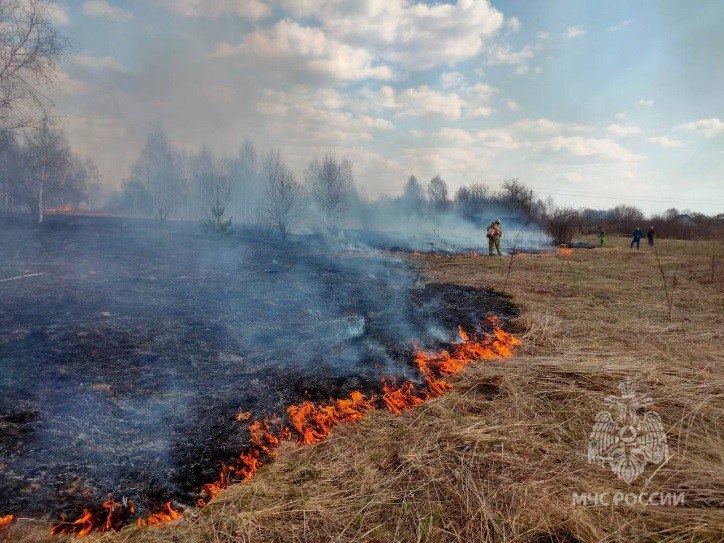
xmin=46 ymin=0 xmax=724 ymax=214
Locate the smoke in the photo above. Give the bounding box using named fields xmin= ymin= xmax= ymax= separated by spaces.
xmin=101 ymin=133 xmax=551 ymax=253
xmin=345 ymin=202 xmax=550 ymax=253
xmin=0 ymin=214 xmax=517 ymax=519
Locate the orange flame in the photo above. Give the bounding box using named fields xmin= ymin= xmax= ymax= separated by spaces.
xmin=235 ymin=410 xmax=252 ymax=422
xmin=287 ymin=391 xmax=375 ymax=445
xmin=383 ymin=317 xmax=519 ymax=415
xmin=557 ymin=247 xmax=574 ymax=256
xmin=381 ymin=379 xmax=426 ymax=414
xmin=0 ymin=514 xmax=13 ymax=528
xmin=136 ymin=502 xmax=182 ymax=527
xmin=47 ymin=318 xmax=519 ymax=536
xmin=45 ymin=205 xmax=74 ymax=214
xmin=50 ymin=509 xmax=95 ymax=537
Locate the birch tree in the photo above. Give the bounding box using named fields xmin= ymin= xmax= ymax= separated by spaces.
xmin=0 ymin=0 xmax=68 ymax=133
xmin=261 ymin=150 xmax=304 ymax=237
xmin=307 ymin=152 xmax=353 ymax=228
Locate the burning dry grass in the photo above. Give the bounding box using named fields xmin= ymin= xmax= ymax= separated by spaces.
xmin=7 ymin=236 xmax=724 ymax=543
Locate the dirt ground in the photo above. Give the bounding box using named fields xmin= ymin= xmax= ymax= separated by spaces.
xmin=6 ymin=235 xmax=723 ymax=543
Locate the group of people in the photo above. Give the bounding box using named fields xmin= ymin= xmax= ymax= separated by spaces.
xmin=485 ymin=219 xmax=658 ymax=256
xmin=597 ymin=226 xmax=656 ymax=249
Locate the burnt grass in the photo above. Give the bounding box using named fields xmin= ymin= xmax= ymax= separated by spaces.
xmin=0 ymin=214 xmax=516 ymax=520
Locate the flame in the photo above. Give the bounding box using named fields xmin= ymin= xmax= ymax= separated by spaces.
xmin=198 ymin=464 xmax=228 ymax=506
xmin=101 ymin=496 xmax=122 ymax=532
xmin=287 ymin=391 xmax=376 ymax=445
xmin=0 ymin=515 xmax=13 ymax=528
xmin=46 ymin=205 xmax=74 ymax=214
xmin=382 ymin=318 xmax=518 ymax=415
xmin=235 ymin=410 xmax=252 ymax=422
xmin=136 ymin=502 xmax=182 ymax=527
xmin=557 ymin=247 xmax=574 ymax=256
xmin=50 ymin=509 xmax=95 ymax=537
xmin=46 ymin=318 xmax=519 ymax=536
xmin=381 ymin=379 xmax=426 ymax=414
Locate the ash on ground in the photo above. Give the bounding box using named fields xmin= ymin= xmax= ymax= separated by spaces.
xmin=0 ymin=215 xmax=515 ymax=518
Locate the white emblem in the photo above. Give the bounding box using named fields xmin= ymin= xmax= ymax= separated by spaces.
xmin=587 ymin=379 xmax=669 ymax=484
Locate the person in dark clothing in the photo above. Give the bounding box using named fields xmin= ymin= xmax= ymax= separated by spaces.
xmin=647 ymin=225 xmax=656 ymax=246
xmin=631 ymin=226 xmax=644 ymax=249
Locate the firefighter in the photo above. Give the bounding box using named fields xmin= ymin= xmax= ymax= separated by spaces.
xmin=631 ymin=226 xmax=644 ymax=249
xmin=486 ymin=219 xmax=502 ymax=256
xmin=598 ymin=226 xmax=606 ymax=246
xmin=647 ymin=225 xmax=656 ymax=246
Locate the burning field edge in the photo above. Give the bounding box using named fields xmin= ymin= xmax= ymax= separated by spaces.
xmin=1 ymin=316 xmax=521 ymax=539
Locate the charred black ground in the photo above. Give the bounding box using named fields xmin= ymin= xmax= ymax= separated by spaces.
xmin=0 ymin=215 xmax=516 ymax=520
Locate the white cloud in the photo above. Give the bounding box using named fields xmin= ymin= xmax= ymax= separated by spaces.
xmin=156 ymin=0 xmax=270 ymax=20
xmin=506 ymin=16 xmax=521 ymax=32
xmin=256 ymin=86 xmax=393 ymax=145
xmin=395 ymin=85 xmax=464 ymax=121
xmin=440 ymin=71 xmax=466 ymax=89
xmin=279 ymin=0 xmax=508 ymax=71
xmin=606 ymin=124 xmax=642 ymax=137
xmin=212 ymin=21 xmax=393 ymax=81
xmin=432 ymin=128 xmax=478 ymax=145
xmin=72 ymin=54 xmax=126 ymax=71
xmin=515 ymin=65 xmax=529 ymax=76
xmin=510 ymin=118 xmax=592 ymax=134
xmin=484 ymin=43 xmax=534 ymax=66
xmin=647 ymin=136 xmax=685 ymax=148
xmin=679 ymin=118 xmax=724 ymax=138
xmin=563 ymin=26 xmax=585 ymax=39
xmin=607 ymin=19 xmax=633 ymax=32
xmin=615 ymin=112 xmax=627 ymax=120
xmin=53 ymin=71 xmax=89 ymax=96
xmin=464 ymin=83 xmax=497 ymax=116
xmin=540 ymin=136 xmax=642 ymax=162
xmin=638 ymin=99 xmax=654 ymax=106
xmin=47 ymin=4 xmax=71 ymax=25
xmin=537 ymin=31 xmax=550 ymax=40
xmin=507 ymin=100 xmax=519 ymax=111
xmin=83 ymin=1 xmax=134 ymax=22
xmin=356 ymin=81 xmax=497 ymax=121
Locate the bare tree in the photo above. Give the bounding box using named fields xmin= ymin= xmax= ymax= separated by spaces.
xmin=501 ymin=178 xmax=533 ymax=215
xmin=0 ymin=0 xmax=68 ymax=133
xmin=262 ymin=150 xmax=304 ymax=237
xmin=192 ymin=146 xmax=231 ymax=230
xmin=12 ymin=116 xmax=70 ymax=222
xmin=611 ymin=204 xmax=645 ymax=233
xmin=455 ymin=182 xmax=490 ymax=217
xmin=228 ymin=140 xmax=261 ymax=224
xmin=0 ymin=129 xmax=21 ymax=210
xmin=131 ymin=124 xmax=180 ymax=219
xmin=427 ymin=174 xmax=449 ymax=213
xmin=545 ymin=206 xmax=580 ymax=245
xmin=401 ymin=174 xmax=425 ymax=214
xmin=307 ymin=151 xmax=353 ymax=228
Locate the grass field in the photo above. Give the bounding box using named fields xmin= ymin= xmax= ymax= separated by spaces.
xmin=7 ymin=235 xmax=723 ymax=543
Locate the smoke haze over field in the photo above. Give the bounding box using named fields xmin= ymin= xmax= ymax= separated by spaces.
xmin=43 ymin=0 xmax=723 ymax=215
xmin=0 ymin=215 xmax=517 ymax=517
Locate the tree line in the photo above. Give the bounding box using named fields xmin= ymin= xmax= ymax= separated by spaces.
xmin=0 ymin=119 xmax=100 ymax=222
xmin=107 ymin=125 xmax=545 ymax=237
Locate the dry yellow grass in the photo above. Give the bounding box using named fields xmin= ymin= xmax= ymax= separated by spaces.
xmin=7 ymin=236 xmax=724 ymax=543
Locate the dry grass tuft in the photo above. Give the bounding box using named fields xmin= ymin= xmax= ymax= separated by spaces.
xmin=8 ymin=237 xmax=724 ymax=543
